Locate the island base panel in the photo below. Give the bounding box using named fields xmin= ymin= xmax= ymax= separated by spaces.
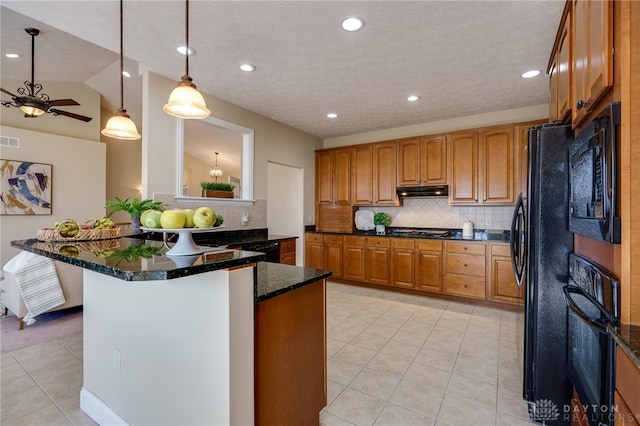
xmin=81 ymin=267 xmax=255 ymax=425
xmin=255 ymin=279 xmax=327 ymax=425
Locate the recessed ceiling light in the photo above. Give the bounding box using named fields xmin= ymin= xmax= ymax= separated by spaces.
xmin=176 ymin=45 xmax=196 ymax=56
xmin=340 ymin=16 xmax=364 ymax=32
xmin=5 ymin=53 xmax=19 ymax=59
xmin=122 ymin=71 xmax=131 ymax=78
xmin=240 ymin=63 xmax=256 ymax=72
xmin=521 ymin=70 xmax=541 ymax=79
xmin=327 ymin=113 xmax=338 ymax=119
xmin=407 ymin=95 xmax=420 ymax=102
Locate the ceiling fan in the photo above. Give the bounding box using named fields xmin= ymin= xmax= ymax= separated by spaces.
xmin=1 ymin=28 xmax=92 ymax=122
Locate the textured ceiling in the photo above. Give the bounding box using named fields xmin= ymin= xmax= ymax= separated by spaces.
xmin=0 ymin=1 xmax=563 ymax=139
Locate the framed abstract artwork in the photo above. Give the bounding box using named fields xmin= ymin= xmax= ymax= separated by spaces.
xmin=0 ymin=159 xmax=52 ymax=215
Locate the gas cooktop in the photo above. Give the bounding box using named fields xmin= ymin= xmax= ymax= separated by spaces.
xmin=390 ymin=228 xmax=452 ymax=238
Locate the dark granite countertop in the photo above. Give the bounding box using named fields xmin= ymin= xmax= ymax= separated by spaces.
xmin=10 ymin=235 xmax=330 ymax=304
xmin=256 ymin=262 xmax=332 ymax=303
xmin=306 ymin=227 xmax=511 ymax=242
xmin=10 ymin=237 xmax=265 ymax=282
xmin=138 ymin=227 xmax=297 ymax=248
xmin=609 ymin=323 xmax=640 ymax=369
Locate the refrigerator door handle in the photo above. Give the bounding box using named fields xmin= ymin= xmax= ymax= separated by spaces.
xmin=510 ymin=192 xmax=526 ymax=288
xmin=562 ymin=285 xmax=616 ymax=334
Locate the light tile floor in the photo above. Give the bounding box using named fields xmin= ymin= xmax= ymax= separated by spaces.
xmin=1 ymin=281 xmax=537 ymax=425
xmin=321 ymin=282 xmax=537 ymax=426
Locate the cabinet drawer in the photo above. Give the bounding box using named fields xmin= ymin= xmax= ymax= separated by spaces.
xmin=491 ymin=243 xmax=510 ymax=257
xmin=416 ymin=240 xmax=443 ymax=252
xmin=280 ymin=239 xmax=296 ymax=253
xmin=447 ymin=241 xmax=485 ymax=255
xmin=392 ymin=238 xmax=414 ymax=250
xmin=445 ymin=274 xmax=485 ymax=298
xmin=280 ymin=252 xmax=296 ymax=265
xmin=367 ymin=238 xmax=390 ymax=248
xmin=306 ymin=234 xmax=323 ymax=243
xmin=343 ymin=236 xmax=365 ymax=246
xmin=446 ymin=253 xmax=485 ymax=276
xmin=324 ymin=235 xmax=343 ymax=244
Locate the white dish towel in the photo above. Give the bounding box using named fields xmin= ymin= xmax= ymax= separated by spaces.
xmin=3 ymin=251 xmax=66 ymax=325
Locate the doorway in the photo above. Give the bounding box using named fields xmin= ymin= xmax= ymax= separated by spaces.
xmin=267 ymin=162 xmax=304 ymax=265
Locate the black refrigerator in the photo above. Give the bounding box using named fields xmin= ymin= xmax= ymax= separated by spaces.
xmin=510 ymin=123 xmax=574 ymax=425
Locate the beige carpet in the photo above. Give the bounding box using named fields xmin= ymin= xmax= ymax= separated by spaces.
xmin=0 ymin=306 xmax=83 ymax=353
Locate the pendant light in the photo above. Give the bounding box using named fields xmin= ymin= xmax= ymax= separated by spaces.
xmin=101 ymin=0 xmax=141 ymax=140
xmin=163 ymin=0 xmax=211 ymax=119
xmin=209 ymin=152 xmax=223 ymax=180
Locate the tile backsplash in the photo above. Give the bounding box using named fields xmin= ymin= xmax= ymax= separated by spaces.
xmin=154 ymin=193 xmax=267 ymax=231
xmin=358 ymin=198 xmax=514 ymax=230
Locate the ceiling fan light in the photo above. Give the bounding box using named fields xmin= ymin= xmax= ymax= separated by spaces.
xmin=102 ymin=110 xmax=141 ymax=140
xmin=163 ymin=79 xmax=211 ymax=119
xmin=19 ymin=104 xmax=45 ymax=116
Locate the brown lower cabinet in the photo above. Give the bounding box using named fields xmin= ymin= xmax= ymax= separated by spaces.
xmin=255 ymin=279 xmax=326 ymax=425
xmin=415 ymin=240 xmax=443 ymax=293
xmin=365 ymin=237 xmax=390 ymax=285
xmin=391 ymin=238 xmax=414 ymax=288
xmin=615 ymin=346 xmax=640 ymax=426
xmin=343 ymin=236 xmax=366 ymax=281
xmin=305 ymin=232 xmax=523 ymax=306
xmin=279 ymin=238 xmax=296 ymax=265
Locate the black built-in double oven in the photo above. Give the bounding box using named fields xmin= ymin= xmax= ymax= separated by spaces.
xmin=563 ymin=254 xmax=620 ymax=426
xmin=563 ymin=102 xmax=621 ymax=426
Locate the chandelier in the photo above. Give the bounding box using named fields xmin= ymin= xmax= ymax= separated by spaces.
xmin=210 ymin=152 xmax=223 ymax=180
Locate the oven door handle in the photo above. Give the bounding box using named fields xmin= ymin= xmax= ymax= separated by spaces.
xmin=562 ymin=285 xmax=616 ymax=334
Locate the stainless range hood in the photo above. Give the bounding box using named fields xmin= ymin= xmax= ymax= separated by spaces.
xmin=396 ymin=185 xmax=449 ymax=198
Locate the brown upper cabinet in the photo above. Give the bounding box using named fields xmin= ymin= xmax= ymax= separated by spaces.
xmin=549 ymin=5 xmax=572 ymax=124
xmin=481 ymin=126 xmax=516 ymax=205
xmin=571 ymin=0 xmax=613 ymax=127
xmin=449 ymin=126 xmax=517 ymax=205
xmin=372 ymin=142 xmax=398 ymax=205
xmin=397 ymin=135 xmax=448 ymax=187
xmin=316 ymin=147 xmax=351 ymax=205
xmin=351 ymin=144 xmax=374 ymax=205
xmin=449 ymin=132 xmax=479 ymax=204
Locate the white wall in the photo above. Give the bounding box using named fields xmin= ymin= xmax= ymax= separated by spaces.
xmin=141 ymin=71 xmax=322 ymax=229
xmin=0 ymin=126 xmax=106 ymax=268
xmin=322 ymin=104 xmax=548 ymax=148
xmin=267 ymin=162 xmax=304 ymax=265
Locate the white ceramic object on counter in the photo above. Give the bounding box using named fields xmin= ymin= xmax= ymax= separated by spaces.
xmin=462 ymin=221 xmax=474 ymax=239
xmin=355 ymin=210 xmax=375 ymax=231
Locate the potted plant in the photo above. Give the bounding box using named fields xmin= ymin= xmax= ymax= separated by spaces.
xmin=200 ymin=182 xmax=235 ymax=198
xmin=373 ymin=212 xmax=391 ymax=235
xmin=105 ymin=197 xmax=164 ymax=230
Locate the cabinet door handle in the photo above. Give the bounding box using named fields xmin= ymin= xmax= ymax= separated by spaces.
xmin=464 ymin=284 xmax=468 ymax=288
xmin=464 ymin=247 xmax=468 ymax=251
xmin=464 ymin=263 xmax=468 ymax=267
xmin=577 ymin=99 xmax=589 ymax=110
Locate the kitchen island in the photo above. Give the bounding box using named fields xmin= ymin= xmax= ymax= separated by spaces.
xmin=10 ymin=235 xmax=331 ymax=426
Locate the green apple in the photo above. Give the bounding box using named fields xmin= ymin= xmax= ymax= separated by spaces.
xmin=160 ymin=210 xmax=186 ymax=229
xmin=182 ymin=209 xmax=195 ymax=228
xmin=143 ymin=210 xmax=162 ymax=228
xmin=193 ymin=206 xmax=215 ymax=228
xmin=140 ymin=209 xmax=161 ymax=225
xmin=214 ymin=214 xmax=224 ymax=227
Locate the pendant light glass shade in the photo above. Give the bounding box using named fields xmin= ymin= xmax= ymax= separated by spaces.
xmin=164 ymin=0 xmax=210 ymax=120
xmin=102 ymin=109 xmax=141 ymax=140
xmin=101 ymin=0 xmax=141 ymax=140
xmin=19 ymin=104 xmax=46 ymax=116
xmin=163 ymin=77 xmax=210 ymax=119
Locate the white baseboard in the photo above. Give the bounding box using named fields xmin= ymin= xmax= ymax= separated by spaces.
xmin=80 ymin=387 xmax=128 ymax=426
